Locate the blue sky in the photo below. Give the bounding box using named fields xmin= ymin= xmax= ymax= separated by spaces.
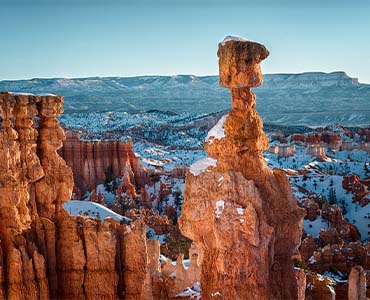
xmin=1 ymin=0 xmax=369 ymax=82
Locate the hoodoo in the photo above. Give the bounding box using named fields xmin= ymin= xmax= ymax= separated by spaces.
xmin=179 ymin=36 xmax=305 ymax=299
xmin=0 ymin=93 xmax=150 ymax=300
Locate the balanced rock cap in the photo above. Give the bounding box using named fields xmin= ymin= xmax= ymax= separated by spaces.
xmin=218 ymin=36 xmax=269 ymax=88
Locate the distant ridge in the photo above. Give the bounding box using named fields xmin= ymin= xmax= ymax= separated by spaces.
xmin=1 ymin=72 xmax=369 ymax=126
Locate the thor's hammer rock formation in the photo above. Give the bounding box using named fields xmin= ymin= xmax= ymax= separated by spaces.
xmin=179 ymin=36 xmax=305 ymax=300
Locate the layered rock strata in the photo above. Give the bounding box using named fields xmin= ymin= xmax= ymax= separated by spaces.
xmin=59 ymin=132 xmax=147 ymax=197
xmin=179 ymin=37 xmax=305 ymax=299
xmin=0 ymin=92 xmax=153 ymax=300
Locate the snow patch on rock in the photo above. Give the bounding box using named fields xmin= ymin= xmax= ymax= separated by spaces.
xmin=221 ymin=35 xmax=247 ymax=45
xmin=190 ymin=157 xmax=217 ymax=176
xmin=215 ymin=200 xmax=225 ymax=218
xmin=236 ymin=207 xmax=244 ymax=215
xmin=206 ymin=114 xmax=227 ymax=144
xmin=64 ymin=200 xmax=131 ymax=223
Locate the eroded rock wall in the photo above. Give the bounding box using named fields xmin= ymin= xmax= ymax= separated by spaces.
xmin=0 ymin=92 xmax=150 ymax=300
xmin=59 ymin=132 xmax=147 ymax=197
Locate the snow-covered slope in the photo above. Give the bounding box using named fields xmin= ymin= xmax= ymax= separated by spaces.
xmin=64 ymin=200 xmax=131 ymax=223
xmin=1 ymin=72 xmax=369 ymax=126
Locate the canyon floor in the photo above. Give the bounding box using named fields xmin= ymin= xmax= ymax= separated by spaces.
xmin=58 ymin=107 xmax=370 ymax=299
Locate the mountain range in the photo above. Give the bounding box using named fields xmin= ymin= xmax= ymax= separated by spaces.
xmin=1 ymin=71 xmax=369 ymax=126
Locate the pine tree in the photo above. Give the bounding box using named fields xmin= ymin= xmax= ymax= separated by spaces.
xmin=328 ymin=187 xmax=337 ymax=205
xmin=340 ymin=199 xmax=347 ymax=215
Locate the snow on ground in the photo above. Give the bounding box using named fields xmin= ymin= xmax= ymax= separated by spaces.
xmin=64 ymin=200 xmax=131 ymax=223
xmin=175 ymin=282 xmax=201 ymax=299
xmin=328 ymin=149 xmax=370 ymax=163
xmin=264 ymin=146 xmax=316 ymax=170
xmin=146 ymin=227 xmax=168 ymax=245
xmin=303 ymin=216 xmax=329 ymax=237
xmin=134 ymin=140 xmax=206 ymax=171
xmin=317 ymin=160 xmax=369 ymax=179
xmin=291 ymin=173 xmax=370 ymax=240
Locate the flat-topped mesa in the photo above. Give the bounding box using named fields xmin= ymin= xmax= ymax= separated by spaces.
xmin=180 ymin=37 xmax=304 ymax=300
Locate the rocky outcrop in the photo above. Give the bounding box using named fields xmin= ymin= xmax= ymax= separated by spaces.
xmin=348 ymin=265 xmax=367 ymax=300
xmin=161 ymin=243 xmax=202 ymax=297
xmin=342 ymin=141 xmax=370 ymax=152
xmin=290 ymin=132 xmax=343 ymax=158
xmin=358 ymin=128 xmax=370 ymax=143
xmin=0 ymin=92 xmax=154 ymax=300
xmin=291 ymin=132 xmax=342 ymax=150
xmin=306 ymin=144 xmax=327 ymax=159
xmin=59 ymin=132 xmax=147 ymax=197
xmin=179 ymin=37 xmax=305 ymax=300
xmin=343 ymin=175 xmax=370 ymax=207
xmin=304 ymin=241 xmax=370 ymax=275
xmin=321 ymin=204 xmax=361 ymax=242
xmin=305 ymin=272 xmax=336 ymax=300
xmin=301 ymin=198 xmax=320 ymax=221
xmin=268 ymin=144 xmax=295 ymax=157
xmin=125 ymin=208 xmax=175 ymax=235
xmin=300 ymin=197 xmax=367 ymax=277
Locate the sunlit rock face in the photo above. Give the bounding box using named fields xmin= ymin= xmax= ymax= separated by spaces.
xmin=179 ymin=37 xmax=305 ymax=300
xmin=0 ymin=92 xmax=152 ymax=300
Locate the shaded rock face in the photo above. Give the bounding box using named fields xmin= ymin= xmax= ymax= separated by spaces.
xmin=179 ymin=38 xmax=305 ymax=300
xmin=300 ymin=200 xmax=367 ymax=278
xmin=59 ymin=132 xmax=146 ymax=197
xmin=342 ymin=174 xmax=370 ymax=207
xmin=305 ymin=272 xmax=336 ymax=300
xmin=348 ymin=265 xmax=367 ymax=300
xmin=0 ymin=92 xmax=150 ymax=300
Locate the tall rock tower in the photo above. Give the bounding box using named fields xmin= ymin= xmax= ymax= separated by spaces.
xmin=0 ymin=93 xmax=149 ymax=300
xmin=179 ymin=36 xmax=305 ymax=300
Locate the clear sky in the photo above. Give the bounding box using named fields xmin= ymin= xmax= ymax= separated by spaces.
xmin=1 ymin=0 xmax=369 ymax=82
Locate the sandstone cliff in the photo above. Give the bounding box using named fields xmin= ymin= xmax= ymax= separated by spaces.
xmin=0 ymin=92 xmax=153 ymax=300
xmin=179 ymin=36 xmax=305 ymax=300
xmin=59 ymin=132 xmax=147 ymax=197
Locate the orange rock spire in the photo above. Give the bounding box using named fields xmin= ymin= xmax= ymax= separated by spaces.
xmin=179 ymin=36 xmax=305 ymax=300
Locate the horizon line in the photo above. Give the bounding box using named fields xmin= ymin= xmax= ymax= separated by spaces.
xmin=0 ymin=70 xmax=368 ymax=84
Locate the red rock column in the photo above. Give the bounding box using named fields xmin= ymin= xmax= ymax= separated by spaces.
xmin=35 ymin=95 xmax=73 ymax=219
xmin=0 ymin=93 xmax=51 ymax=300
xmin=179 ymin=37 xmax=304 ymax=300
xmin=13 ymin=95 xmax=44 ymax=183
xmin=0 ymin=96 xmax=22 ymax=237
xmin=121 ymin=219 xmax=149 ymax=300
xmin=348 ymin=265 xmax=366 ymax=300
xmin=0 ymin=94 xmax=38 ymax=236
